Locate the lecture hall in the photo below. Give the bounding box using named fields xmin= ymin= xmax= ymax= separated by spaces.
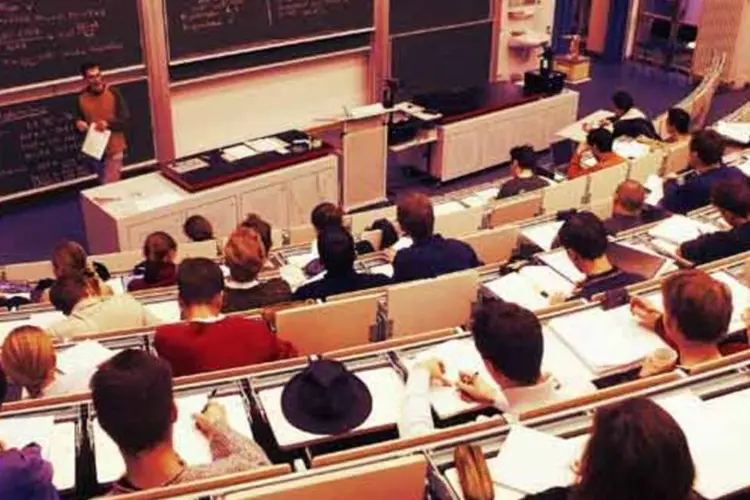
xmin=1 ymin=0 xmax=750 ymax=498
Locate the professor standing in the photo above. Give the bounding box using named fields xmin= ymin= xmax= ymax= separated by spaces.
xmin=75 ymin=62 xmax=130 ymax=184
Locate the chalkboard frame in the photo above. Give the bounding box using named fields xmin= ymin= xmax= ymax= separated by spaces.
xmin=164 ymin=0 xmax=375 ymax=65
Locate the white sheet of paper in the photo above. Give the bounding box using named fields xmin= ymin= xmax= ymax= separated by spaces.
xmin=489 ymin=426 xmax=581 ymax=494
xmin=286 ymin=252 xmax=317 ymax=270
xmin=258 ymin=367 xmax=405 ymax=449
xmin=548 ymin=305 xmax=670 ymax=375
xmin=461 ymin=188 xmax=500 ymax=208
xmin=370 ymin=263 xmax=394 ymax=278
xmin=105 ymin=277 xmax=125 ymax=295
xmin=710 ymin=271 xmax=750 ymax=333
xmin=49 ymin=422 xmax=76 ymax=491
xmin=0 ymin=415 xmax=55 ymax=456
xmin=644 ymin=174 xmax=665 ymax=205
xmin=403 ymin=339 xmax=503 ymax=419
xmin=222 ymin=144 xmax=259 ymax=162
xmin=648 ymin=215 xmax=718 ymax=245
xmin=520 ymin=265 xmax=577 ymax=297
xmin=93 ymin=394 xmax=253 ymax=484
xmin=537 ymin=250 xmax=586 ymax=285
xmin=144 ymin=300 xmax=181 ymax=323
xmin=520 ymin=221 xmax=564 ymax=252
xmin=613 ymin=139 xmax=651 ymax=159
xmin=556 ymin=110 xmax=614 ymax=142
xmin=434 ymin=201 xmax=466 ymax=216
xmin=246 ymin=137 xmax=289 ymax=153
xmin=714 ymin=121 xmax=750 ymax=144
xmin=56 ymin=340 xmax=114 ymax=375
xmin=81 ymin=127 xmax=112 ymax=160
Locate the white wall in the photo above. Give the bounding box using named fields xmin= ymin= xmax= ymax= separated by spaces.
xmin=171 ymin=52 xmax=371 ymax=157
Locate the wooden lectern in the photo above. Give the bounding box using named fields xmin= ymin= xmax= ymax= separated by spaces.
xmin=339 ymin=106 xmax=389 ymax=211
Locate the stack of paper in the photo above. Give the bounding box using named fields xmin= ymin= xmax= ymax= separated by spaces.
xmin=222 ymin=144 xmax=259 ymax=162
xmin=81 ymin=127 xmax=112 ymax=160
xmin=403 ymin=339 xmax=503 ymax=419
xmin=537 ymin=250 xmax=586 ymax=285
xmin=173 ymin=157 xmax=209 ymax=174
xmin=56 ymin=340 xmax=114 ymax=376
xmin=93 ymin=394 xmax=254 ymax=484
xmin=548 ymin=305 xmax=670 ymax=376
xmin=521 ymin=221 xmax=564 ymax=252
xmin=648 ymin=215 xmax=718 ymax=245
xmin=488 ymin=426 xmax=586 ymax=495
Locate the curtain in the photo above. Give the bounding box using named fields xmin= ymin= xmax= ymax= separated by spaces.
xmin=552 ymin=0 xmax=577 ymax=53
xmin=603 ymin=0 xmax=632 ymax=61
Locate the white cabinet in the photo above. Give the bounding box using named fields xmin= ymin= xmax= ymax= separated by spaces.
xmin=431 ymin=91 xmax=579 ymax=182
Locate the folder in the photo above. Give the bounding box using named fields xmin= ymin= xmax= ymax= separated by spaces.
xmin=257 ymin=367 xmax=404 ymax=450
xmin=93 ymin=393 xmax=254 ymax=484
xmin=548 ymin=305 xmax=671 ymax=376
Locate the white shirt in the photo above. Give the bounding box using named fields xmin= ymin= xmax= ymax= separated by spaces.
xmin=398 ymin=368 xmax=561 ymax=438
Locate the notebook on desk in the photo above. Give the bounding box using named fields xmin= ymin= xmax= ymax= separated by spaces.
xmin=257 ymin=367 xmax=404 ymax=450
xmin=547 ymin=305 xmax=671 ymax=376
xmin=93 ymin=393 xmax=254 ymax=484
xmin=0 ymin=415 xmax=75 ymax=491
xmin=648 ymin=215 xmax=719 ymax=246
xmin=520 ymin=221 xmax=564 ymax=252
xmin=483 ymin=266 xmax=576 ymax=310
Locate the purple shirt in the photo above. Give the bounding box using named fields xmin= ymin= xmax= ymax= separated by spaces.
xmin=0 ymin=445 xmax=59 ymax=499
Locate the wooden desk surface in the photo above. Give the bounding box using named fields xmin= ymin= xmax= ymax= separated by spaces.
xmin=412 ymin=82 xmax=554 ymax=126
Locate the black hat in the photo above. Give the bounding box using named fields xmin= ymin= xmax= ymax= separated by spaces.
xmin=281 ymin=359 xmax=372 ymax=435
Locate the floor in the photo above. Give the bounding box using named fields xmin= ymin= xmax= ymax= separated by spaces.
xmin=1 ymin=60 xmax=748 ymax=265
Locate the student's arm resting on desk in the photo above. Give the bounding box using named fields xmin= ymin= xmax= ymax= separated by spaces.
xmin=679 ymin=231 xmax=734 ymax=265
xmin=192 ymin=411 xmax=270 ymax=473
xmin=398 ymin=367 xmax=435 ymax=438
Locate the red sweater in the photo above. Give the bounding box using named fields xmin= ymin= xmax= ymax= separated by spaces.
xmin=154 ymin=316 xmax=297 ymax=377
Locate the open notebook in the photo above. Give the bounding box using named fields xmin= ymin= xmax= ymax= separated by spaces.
xmin=547 ymin=305 xmax=671 ymax=376
xmin=488 ymin=426 xmax=588 ymax=495
xmin=93 ymin=393 xmax=254 ymax=484
xmin=483 ymin=266 xmax=576 ymax=311
xmin=648 ymin=215 xmax=719 ymax=246
xmin=0 ymin=416 xmax=76 ymax=490
xmin=655 ymin=392 xmax=750 ymax=499
xmin=402 ymin=338 xmax=503 ymax=420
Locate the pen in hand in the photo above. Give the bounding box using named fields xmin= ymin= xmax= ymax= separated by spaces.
xmin=201 ymin=389 xmax=218 ymax=413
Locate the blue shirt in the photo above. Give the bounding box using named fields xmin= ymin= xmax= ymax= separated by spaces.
xmin=661 ymin=166 xmax=746 ymax=214
xmin=572 ymin=267 xmax=644 ymax=300
xmin=680 ymin=222 xmax=750 ymax=265
xmin=293 ymin=270 xmax=391 ymax=301
xmin=392 ymin=234 xmax=482 ymax=283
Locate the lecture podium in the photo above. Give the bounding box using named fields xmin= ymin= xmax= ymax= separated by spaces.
xmin=81 ymin=131 xmax=338 ymax=254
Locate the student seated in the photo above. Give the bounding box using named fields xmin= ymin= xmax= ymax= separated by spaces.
xmin=631 ymin=270 xmax=741 ymax=368
xmin=91 ymin=349 xmax=270 ymax=494
xmin=154 ymin=258 xmax=296 ymax=377
xmin=1 ymin=326 xmax=91 ymax=399
xmin=558 ymin=212 xmax=644 ymax=300
xmin=609 ymin=90 xmax=659 ymax=140
xmin=661 ymin=129 xmax=745 ymax=214
xmin=392 ymin=192 xmax=481 ymax=283
xmin=241 ymin=213 xmax=274 ymax=253
xmin=525 ymin=398 xmax=695 ymax=500
xmin=679 ymin=181 xmax=750 ymax=264
xmin=497 ymin=145 xmax=549 ymax=199
xmin=357 ymin=218 xmax=400 ymax=254
xmin=399 ymin=301 xmax=564 ymax=437
xmin=0 ymin=368 xmax=60 ymax=499
xmin=128 ymin=232 xmax=178 ymax=292
xmin=221 ymin=227 xmax=292 ymax=313
xmin=603 ymin=179 xmax=670 ymax=235
xmin=47 ymin=273 xmax=161 ymax=341
xmin=663 ymin=107 xmax=692 ymax=143
xmin=34 ymin=240 xmax=112 ymax=303
xmin=303 ymin=202 xmax=346 ymax=276
xmin=293 ymin=227 xmax=391 ymax=301
xmin=183 ymin=215 xmax=214 ymax=242
xmin=567 ymin=128 xmax=627 ymax=180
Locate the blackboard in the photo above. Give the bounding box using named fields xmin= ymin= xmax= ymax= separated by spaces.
xmin=389 ymin=0 xmax=491 ymax=35
xmin=0 ymin=0 xmax=143 ymax=90
xmin=391 ymin=22 xmax=493 ymax=99
xmin=165 ymin=0 xmax=373 ymax=61
xmin=0 ymin=80 xmax=154 ymax=198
